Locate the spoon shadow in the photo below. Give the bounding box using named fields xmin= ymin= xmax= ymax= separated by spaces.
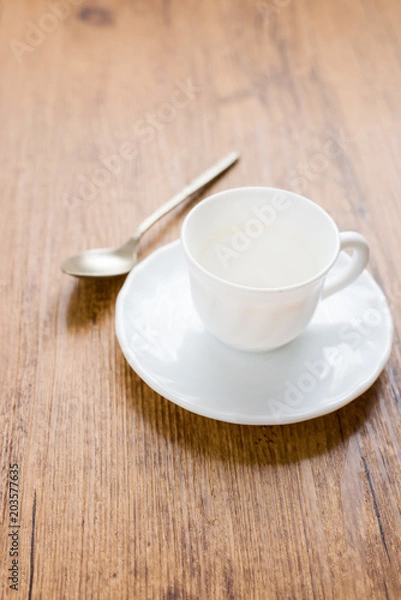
xmin=66 ymin=276 xmax=125 ymax=333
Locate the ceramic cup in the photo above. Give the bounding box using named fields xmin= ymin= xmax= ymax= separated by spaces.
xmin=181 ymin=187 xmax=369 ymax=352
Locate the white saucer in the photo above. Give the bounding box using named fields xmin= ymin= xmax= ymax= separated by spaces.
xmin=115 ymin=240 xmax=393 ymax=425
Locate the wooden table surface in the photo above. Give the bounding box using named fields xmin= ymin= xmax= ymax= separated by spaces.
xmin=1 ymin=0 xmax=401 ymax=598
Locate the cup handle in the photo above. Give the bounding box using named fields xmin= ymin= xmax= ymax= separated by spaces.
xmin=322 ymin=232 xmax=370 ymax=300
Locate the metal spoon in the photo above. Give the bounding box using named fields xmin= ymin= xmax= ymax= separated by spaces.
xmin=61 ymin=151 xmax=239 ymax=277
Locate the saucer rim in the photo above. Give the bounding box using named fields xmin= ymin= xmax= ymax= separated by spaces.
xmin=116 ymin=240 xmax=394 ymax=425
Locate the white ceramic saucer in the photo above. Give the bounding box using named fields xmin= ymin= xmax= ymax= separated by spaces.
xmin=115 ymin=241 xmax=393 ymax=425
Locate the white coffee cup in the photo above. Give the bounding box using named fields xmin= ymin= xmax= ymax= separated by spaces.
xmin=181 ymin=187 xmax=369 ymax=352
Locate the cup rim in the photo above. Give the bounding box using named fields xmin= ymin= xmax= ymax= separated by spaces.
xmin=181 ymin=186 xmax=341 ymax=293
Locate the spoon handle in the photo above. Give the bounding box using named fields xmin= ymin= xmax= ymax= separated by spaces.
xmin=134 ymin=151 xmax=240 ymax=239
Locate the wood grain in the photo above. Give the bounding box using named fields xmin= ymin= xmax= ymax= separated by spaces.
xmin=1 ymin=0 xmax=401 ymax=598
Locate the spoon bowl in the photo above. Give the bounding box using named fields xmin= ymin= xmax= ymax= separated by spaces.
xmin=61 ymin=245 xmax=138 ymax=278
